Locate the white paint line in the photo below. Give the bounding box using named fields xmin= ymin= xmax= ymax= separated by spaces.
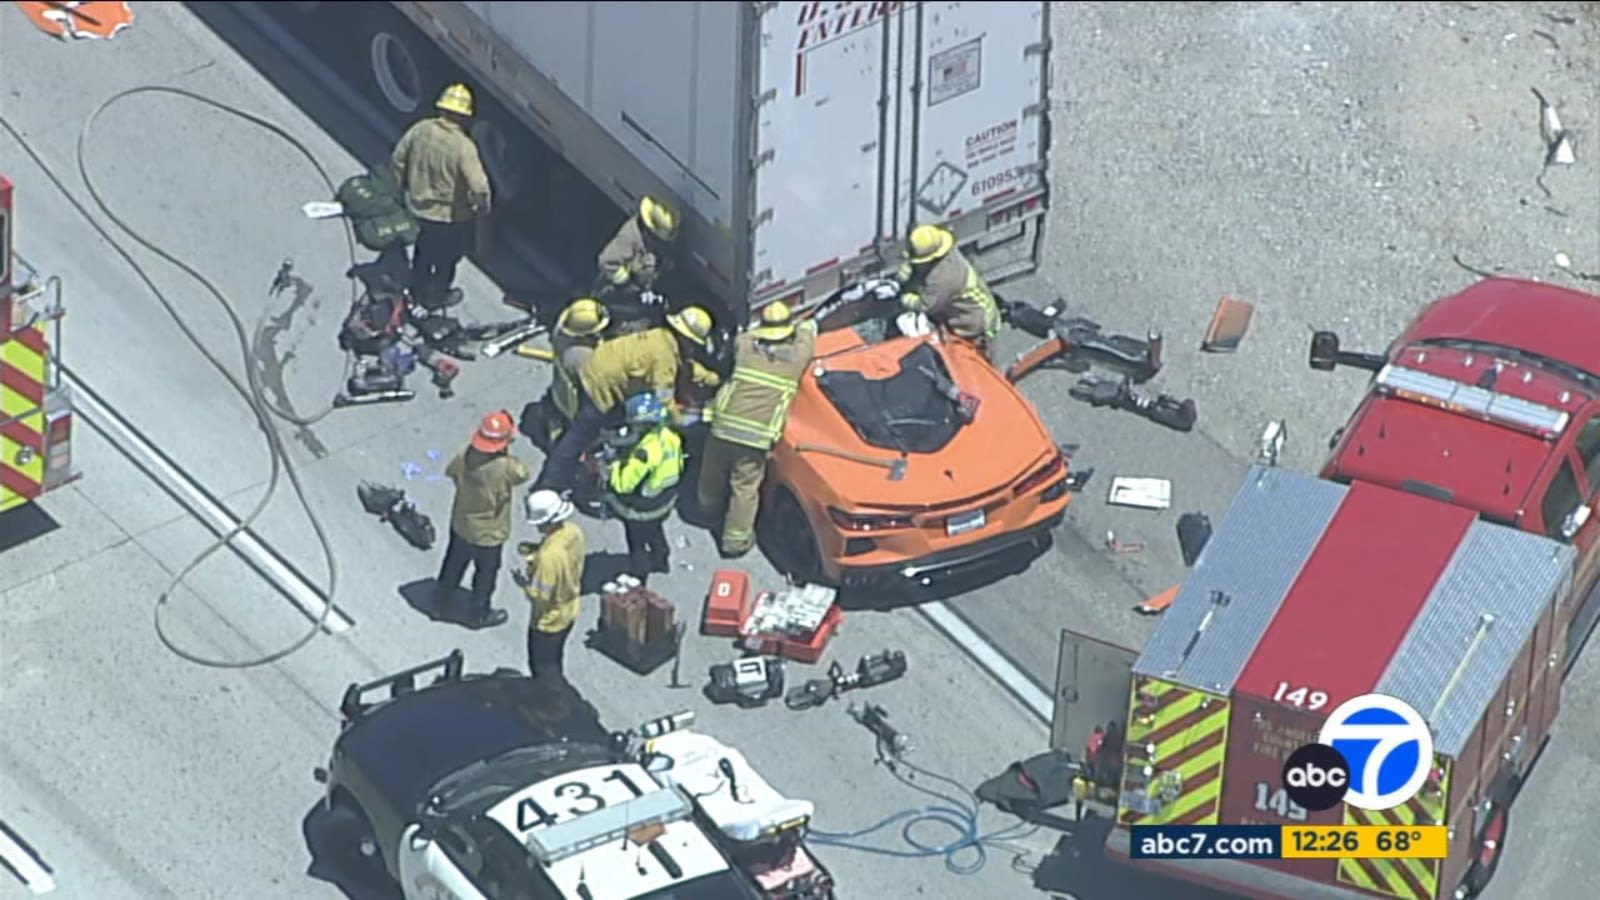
xmin=917 ymin=601 xmax=1054 ymax=725
xmin=0 ymin=823 xmax=56 ymax=895
xmin=63 ymin=372 xmax=354 ymax=634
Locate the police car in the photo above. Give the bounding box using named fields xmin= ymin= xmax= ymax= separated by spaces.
xmin=314 ymin=651 xmax=835 ymax=900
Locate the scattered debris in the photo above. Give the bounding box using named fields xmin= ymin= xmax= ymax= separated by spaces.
xmin=1108 ymin=476 xmax=1171 ymax=510
xmin=1546 ymin=11 xmax=1577 ymax=25
xmin=1200 ymin=296 xmax=1255 ymax=353
xmin=1135 ymin=584 xmax=1180 ymax=616
xmin=1452 ymin=253 xmax=1504 ymax=280
xmin=1556 ymin=252 xmax=1573 ymax=269
xmin=301 ymin=201 xmax=345 ymax=220
xmin=1531 ymin=87 xmax=1576 ymax=197
xmin=16 ymin=1 xmax=134 ymax=40
xmin=1176 ymin=513 xmax=1213 ymax=566
xmin=1064 ymin=467 xmax=1096 ymax=493
xmin=1532 ymin=29 xmax=1560 ymax=49
xmin=1104 ymin=531 xmax=1145 ymax=555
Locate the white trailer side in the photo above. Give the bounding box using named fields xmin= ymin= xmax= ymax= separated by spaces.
xmin=390 ymin=1 xmax=1051 ymax=318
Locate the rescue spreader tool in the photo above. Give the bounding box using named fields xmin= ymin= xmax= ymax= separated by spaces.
xmin=1004 ymin=300 xmax=1164 ymax=385
xmin=785 ymin=650 xmax=909 ymax=710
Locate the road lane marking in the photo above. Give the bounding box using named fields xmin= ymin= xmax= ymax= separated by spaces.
xmin=918 ymin=601 xmax=1053 ymax=724
xmin=62 ymin=369 xmax=355 ymax=634
xmin=0 ymin=820 xmax=56 ymax=895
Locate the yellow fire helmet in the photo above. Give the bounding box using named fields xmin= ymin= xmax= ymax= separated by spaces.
xmin=666 ymin=306 xmax=713 ymax=345
xmin=557 ymin=298 xmax=610 ymax=337
xmin=436 ymin=83 xmax=474 ymax=117
xmin=750 ymin=301 xmax=797 ymax=342
xmin=907 ymin=224 xmax=955 ymax=264
xmin=639 ymin=195 xmax=679 ymax=241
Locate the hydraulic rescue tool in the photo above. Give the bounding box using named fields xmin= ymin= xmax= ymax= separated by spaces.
xmin=355 ymin=481 xmax=436 ymax=550
xmin=784 ymin=650 xmax=909 ymax=710
xmin=1003 ymin=300 xmax=1164 ymax=384
xmin=848 ymin=702 xmax=911 ymax=758
xmin=1068 ymin=372 xmax=1199 ymax=433
xmin=706 ymin=656 xmax=787 ymax=708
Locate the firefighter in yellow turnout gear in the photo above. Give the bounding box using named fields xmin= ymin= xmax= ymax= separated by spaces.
xmin=597 ymin=195 xmax=679 ymax=333
xmin=896 ymin=224 xmax=1001 ymax=362
xmin=535 ymin=306 xmax=719 ymax=491
xmin=696 ymin=301 xmax=817 ymax=557
xmin=603 ymin=392 xmax=685 ymax=584
xmin=542 ymin=298 xmax=610 ymax=445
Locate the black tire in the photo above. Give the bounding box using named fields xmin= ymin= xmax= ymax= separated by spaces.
xmin=323 ymin=794 xmax=388 ymax=884
xmin=353 ymin=5 xmax=446 ymax=123
xmin=759 ymin=490 xmax=826 ymax=584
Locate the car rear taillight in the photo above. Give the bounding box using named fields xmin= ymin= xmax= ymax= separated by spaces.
xmin=828 ymin=507 xmax=913 ymax=532
xmin=1014 ymin=453 xmax=1065 ymax=496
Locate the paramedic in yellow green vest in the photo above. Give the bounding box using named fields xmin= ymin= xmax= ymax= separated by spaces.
xmin=603 ymin=392 xmax=685 ymax=584
xmin=695 ymin=301 xmax=817 ymax=558
xmin=896 ymin=224 xmax=1001 ymax=362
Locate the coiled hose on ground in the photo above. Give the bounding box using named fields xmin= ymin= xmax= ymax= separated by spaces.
xmin=1 ymin=85 xmax=358 ymax=668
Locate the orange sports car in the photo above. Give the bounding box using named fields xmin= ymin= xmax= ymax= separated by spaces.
xmin=757 ymin=306 xmax=1071 ymax=587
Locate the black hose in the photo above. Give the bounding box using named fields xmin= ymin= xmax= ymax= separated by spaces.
xmin=1 ymin=85 xmax=355 ymax=668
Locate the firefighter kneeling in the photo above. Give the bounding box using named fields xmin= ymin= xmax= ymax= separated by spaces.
xmin=536 ymin=297 xmax=609 ymax=447
xmin=896 ymin=224 xmax=1000 ymax=363
xmin=696 ymin=301 xmax=817 ymax=558
xmin=602 ymin=392 xmax=684 ymax=585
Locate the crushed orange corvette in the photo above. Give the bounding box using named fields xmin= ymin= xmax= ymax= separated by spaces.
xmin=758 ymin=309 xmax=1070 ymax=588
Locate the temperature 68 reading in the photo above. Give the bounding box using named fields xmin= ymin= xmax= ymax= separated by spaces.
xmin=1279 ymin=825 xmax=1448 ymax=859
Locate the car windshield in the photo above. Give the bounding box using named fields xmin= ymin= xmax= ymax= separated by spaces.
xmin=816 ymin=341 xmax=965 ymax=454
xmin=633 ymin=869 xmax=762 ymax=900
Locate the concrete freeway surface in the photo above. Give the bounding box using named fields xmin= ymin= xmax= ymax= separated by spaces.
xmin=1 ymin=3 xmax=1596 ymax=900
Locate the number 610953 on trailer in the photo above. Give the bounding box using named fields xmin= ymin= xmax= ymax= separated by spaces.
xmin=312 ymin=651 xmax=836 ymax=900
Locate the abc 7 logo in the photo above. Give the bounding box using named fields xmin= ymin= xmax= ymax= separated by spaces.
xmin=1284 ymin=693 xmax=1435 ymax=811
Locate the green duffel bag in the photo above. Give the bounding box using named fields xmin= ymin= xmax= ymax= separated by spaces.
xmin=353 ymin=208 xmax=420 ymax=252
xmin=336 ymin=167 xmax=405 ymax=221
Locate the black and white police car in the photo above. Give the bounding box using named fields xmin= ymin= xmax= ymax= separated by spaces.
xmin=314 ymin=651 xmax=836 ymax=900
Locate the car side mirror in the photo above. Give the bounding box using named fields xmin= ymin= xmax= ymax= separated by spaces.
xmin=1562 ymin=505 xmax=1592 ymax=540
xmin=1309 ymin=331 xmax=1341 ymax=371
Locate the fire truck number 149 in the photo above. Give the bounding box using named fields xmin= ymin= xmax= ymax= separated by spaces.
xmin=1255 ymin=782 xmax=1309 ymax=821
xmin=1271 ymin=681 xmax=1329 ymax=710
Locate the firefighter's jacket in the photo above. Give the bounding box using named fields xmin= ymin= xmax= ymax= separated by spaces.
xmin=521 ymin=521 xmax=586 ymax=634
xmin=604 ymin=426 xmax=685 ymax=521
xmin=444 ymin=447 xmax=531 ymax=546
xmin=597 ymin=217 xmax=658 ymax=289
xmin=707 ymin=323 xmax=818 ymax=451
xmin=551 ymin=332 xmax=597 ymax=421
xmin=900 ymin=247 xmax=1000 ymax=342
xmin=580 ymin=328 xmax=721 ymax=415
xmin=390 ymin=116 xmax=492 ymax=224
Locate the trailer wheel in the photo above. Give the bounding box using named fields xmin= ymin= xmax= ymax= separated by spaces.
xmin=355 ymin=8 xmax=442 ymax=119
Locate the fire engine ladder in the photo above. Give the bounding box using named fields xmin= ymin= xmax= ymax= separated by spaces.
xmin=2 ymin=258 xmax=73 ymax=489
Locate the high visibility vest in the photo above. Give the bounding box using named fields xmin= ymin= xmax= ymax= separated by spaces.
xmin=708 ymin=331 xmax=814 ymax=451
xmin=605 ymin=426 xmax=684 ymax=521
xmin=961 ymin=264 xmax=1002 ymax=341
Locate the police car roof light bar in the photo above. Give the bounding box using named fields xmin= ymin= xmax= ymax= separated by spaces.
xmin=526 ymin=787 xmax=693 ymax=864
xmin=1375 ymin=364 xmax=1570 ymax=439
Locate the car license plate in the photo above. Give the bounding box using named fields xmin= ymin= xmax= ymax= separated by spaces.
xmin=946 ymin=509 xmax=986 ymax=536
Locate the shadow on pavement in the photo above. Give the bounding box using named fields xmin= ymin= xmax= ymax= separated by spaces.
xmin=0 ymin=502 xmax=60 ymax=552
xmin=398 ymin=576 xmax=486 ymax=628
xmin=578 ymin=550 xmax=633 ymax=593
xmin=301 ymin=802 xmax=401 ymax=900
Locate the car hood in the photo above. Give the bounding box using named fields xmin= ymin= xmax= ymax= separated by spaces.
xmin=335 ymin=675 xmax=611 ymax=817
xmin=782 ymin=336 xmax=1056 ymax=508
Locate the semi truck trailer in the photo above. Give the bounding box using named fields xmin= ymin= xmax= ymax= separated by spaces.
xmin=1052 ymin=277 xmax=1600 ymax=900
xmin=292 ymin=1 xmax=1053 ymax=321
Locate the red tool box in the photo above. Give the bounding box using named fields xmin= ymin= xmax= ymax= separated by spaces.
xmin=742 ymin=604 xmax=843 ymax=664
xmin=703 ymin=569 xmax=753 ymax=637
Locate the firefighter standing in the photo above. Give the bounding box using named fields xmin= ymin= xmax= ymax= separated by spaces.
xmin=603 ymin=392 xmax=684 ymax=584
xmin=436 ymin=411 xmax=531 ymax=628
xmin=597 ymin=195 xmax=679 ymax=333
xmin=542 ymin=298 xmax=610 ymax=445
xmin=535 ymin=307 xmax=720 ymax=491
xmin=896 ymin=225 xmax=1001 ymax=361
xmin=696 ymin=301 xmax=816 ymax=557
xmin=515 ymin=490 xmax=587 ymax=681
xmin=391 ymin=83 xmax=492 ymax=309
